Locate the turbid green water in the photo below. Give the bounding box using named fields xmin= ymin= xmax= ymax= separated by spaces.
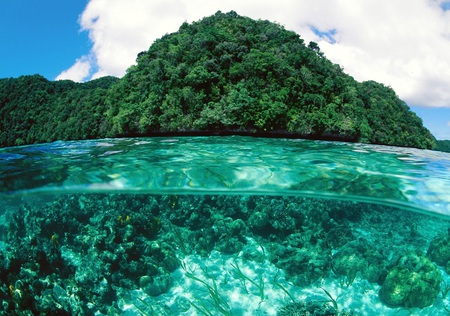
xmin=1 ymin=136 xmax=450 ymax=315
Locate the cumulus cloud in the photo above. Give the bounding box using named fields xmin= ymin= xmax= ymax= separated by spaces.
xmin=55 ymin=56 xmax=92 ymax=82
xmin=58 ymin=0 xmax=450 ymax=108
xmin=77 ymin=0 xmax=191 ymax=79
xmin=315 ymin=0 xmax=450 ymax=108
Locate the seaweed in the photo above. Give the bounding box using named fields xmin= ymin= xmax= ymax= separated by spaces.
xmin=134 ymin=297 xmax=158 ymax=316
xmin=442 ymin=281 xmax=450 ymax=299
xmin=320 ymin=287 xmax=339 ymax=311
xmin=181 ymin=260 xmax=232 ymax=316
xmin=271 ymin=272 xmax=296 ymax=303
xmin=131 ymin=296 xmax=174 ymax=315
xmin=230 ymin=260 xmax=265 ymax=303
xmin=338 ymin=270 xmax=357 ymax=288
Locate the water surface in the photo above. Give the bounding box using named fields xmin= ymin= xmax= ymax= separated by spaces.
xmin=1 ymin=136 xmax=450 ymax=315
xmin=1 ymin=136 xmax=450 ymax=216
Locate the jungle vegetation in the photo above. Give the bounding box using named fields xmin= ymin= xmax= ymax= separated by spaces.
xmin=0 ymin=75 xmax=118 ymax=147
xmin=435 ymin=140 xmax=450 ymax=153
xmin=0 ymin=11 xmax=436 ymax=149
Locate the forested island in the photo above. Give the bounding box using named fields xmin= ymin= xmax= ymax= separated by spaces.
xmin=0 ymin=11 xmax=438 ymax=149
xmin=435 ymin=140 xmax=450 ymax=153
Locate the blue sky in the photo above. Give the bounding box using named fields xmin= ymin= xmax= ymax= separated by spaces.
xmin=0 ymin=0 xmax=90 ymax=79
xmin=1 ymin=0 xmax=450 ymax=140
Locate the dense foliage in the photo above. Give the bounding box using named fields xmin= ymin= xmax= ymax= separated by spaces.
xmin=0 ymin=11 xmax=436 ymax=149
xmin=0 ymin=75 xmax=118 ymax=146
xmin=435 ymin=140 xmax=450 ymax=153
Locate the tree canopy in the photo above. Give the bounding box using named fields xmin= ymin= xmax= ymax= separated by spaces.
xmin=0 ymin=11 xmax=436 ymax=149
xmin=435 ymin=140 xmax=450 ymax=153
xmin=0 ymin=75 xmax=118 ymax=146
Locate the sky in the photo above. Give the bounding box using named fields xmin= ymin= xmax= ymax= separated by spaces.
xmin=1 ymin=0 xmax=450 ymax=140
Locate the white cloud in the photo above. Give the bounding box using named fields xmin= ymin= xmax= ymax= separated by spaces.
xmin=55 ymin=56 xmax=92 ymax=82
xmin=77 ymin=0 xmax=191 ymax=78
xmin=315 ymin=0 xmax=450 ymax=108
xmin=58 ymin=0 xmax=450 ymax=108
xmin=447 ymin=121 xmax=450 ymax=127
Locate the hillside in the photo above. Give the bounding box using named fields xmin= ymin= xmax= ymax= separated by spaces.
xmin=0 ymin=75 xmax=118 ymax=146
xmin=435 ymin=140 xmax=450 ymax=153
xmin=0 ymin=11 xmax=436 ymax=149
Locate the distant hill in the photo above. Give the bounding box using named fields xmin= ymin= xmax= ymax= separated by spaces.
xmin=435 ymin=140 xmax=450 ymax=153
xmin=0 ymin=75 xmax=118 ymax=146
xmin=0 ymin=11 xmax=436 ymax=149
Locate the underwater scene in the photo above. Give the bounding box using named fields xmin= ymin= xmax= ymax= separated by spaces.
xmin=1 ymin=136 xmax=450 ymax=315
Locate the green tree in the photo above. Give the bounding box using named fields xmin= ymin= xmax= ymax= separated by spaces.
xmin=0 ymin=11 xmax=436 ymax=149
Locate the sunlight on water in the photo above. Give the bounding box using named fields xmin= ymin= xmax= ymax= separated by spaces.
xmin=1 ymin=136 xmax=450 ymax=216
xmin=1 ymin=136 xmax=450 ymax=315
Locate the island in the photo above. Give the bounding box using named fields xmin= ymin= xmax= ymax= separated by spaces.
xmin=0 ymin=11 xmax=436 ymax=149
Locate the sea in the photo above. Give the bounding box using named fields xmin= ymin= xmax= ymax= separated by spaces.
xmin=1 ymin=136 xmax=450 ymax=315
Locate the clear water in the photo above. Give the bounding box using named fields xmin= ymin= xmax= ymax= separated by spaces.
xmin=1 ymin=136 xmax=450 ymax=315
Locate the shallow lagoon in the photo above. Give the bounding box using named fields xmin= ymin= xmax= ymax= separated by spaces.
xmin=1 ymin=136 xmax=450 ymax=315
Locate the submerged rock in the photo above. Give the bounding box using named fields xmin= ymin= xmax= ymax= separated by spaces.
xmin=332 ymin=243 xmax=368 ymax=287
xmin=276 ymin=300 xmax=360 ymax=316
xmin=1 ymin=193 xmax=447 ymax=314
xmin=427 ymin=229 xmax=450 ymax=272
xmin=277 ymin=301 xmax=336 ymax=316
xmin=141 ymin=273 xmax=172 ymax=296
xmin=379 ymin=253 xmax=441 ymax=308
xmin=332 ymin=239 xmax=387 ymax=285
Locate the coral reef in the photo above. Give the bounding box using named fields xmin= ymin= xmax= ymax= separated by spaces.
xmin=379 ymin=253 xmax=442 ymax=308
xmin=276 ymin=300 xmax=361 ymax=316
xmin=332 ymin=238 xmax=387 ymax=285
xmin=427 ymin=228 xmax=450 ymax=273
xmin=0 ymin=194 xmax=177 ymax=314
xmin=277 ymin=301 xmax=338 ymax=316
xmin=0 ymin=193 xmax=448 ymax=313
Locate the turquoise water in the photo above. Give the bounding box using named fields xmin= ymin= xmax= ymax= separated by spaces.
xmin=1 ymin=136 xmax=450 ymax=315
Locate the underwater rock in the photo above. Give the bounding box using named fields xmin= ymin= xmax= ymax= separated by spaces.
xmin=142 ymin=241 xmax=179 ymax=273
xmin=277 ymin=301 xmax=338 ymax=316
xmin=427 ymin=230 xmax=450 ymax=271
xmin=165 ymin=195 xmax=210 ymax=228
xmin=332 ymin=239 xmax=387 ymax=285
xmin=248 ymin=204 xmax=271 ymax=232
xmin=1 ymin=193 xmax=181 ymax=314
xmin=324 ymin=221 xmax=355 ymax=248
xmin=269 ymin=244 xmax=332 ymax=287
xmin=171 ymin=295 xmax=191 ymax=313
xmin=2 ymin=192 xmax=446 ymax=314
xmin=52 ymin=283 xmax=84 ymax=315
xmin=139 ymin=275 xmax=152 ymax=288
xmin=141 ymin=273 xmax=172 ymax=296
xmin=248 ymin=198 xmax=305 ymax=238
xmin=35 ymin=288 xmax=72 ymax=315
xmin=379 ymin=253 xmax=442 ymax=308
xmin=213 ymin=217 xmax=247 ymax=254
xmin=241 ymin=241 xmax=266 ymax=263
xmin=332 ymin=245 xmax=367 ymax=287
xmin=363 ymin=249 xmax=388 ymax=285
